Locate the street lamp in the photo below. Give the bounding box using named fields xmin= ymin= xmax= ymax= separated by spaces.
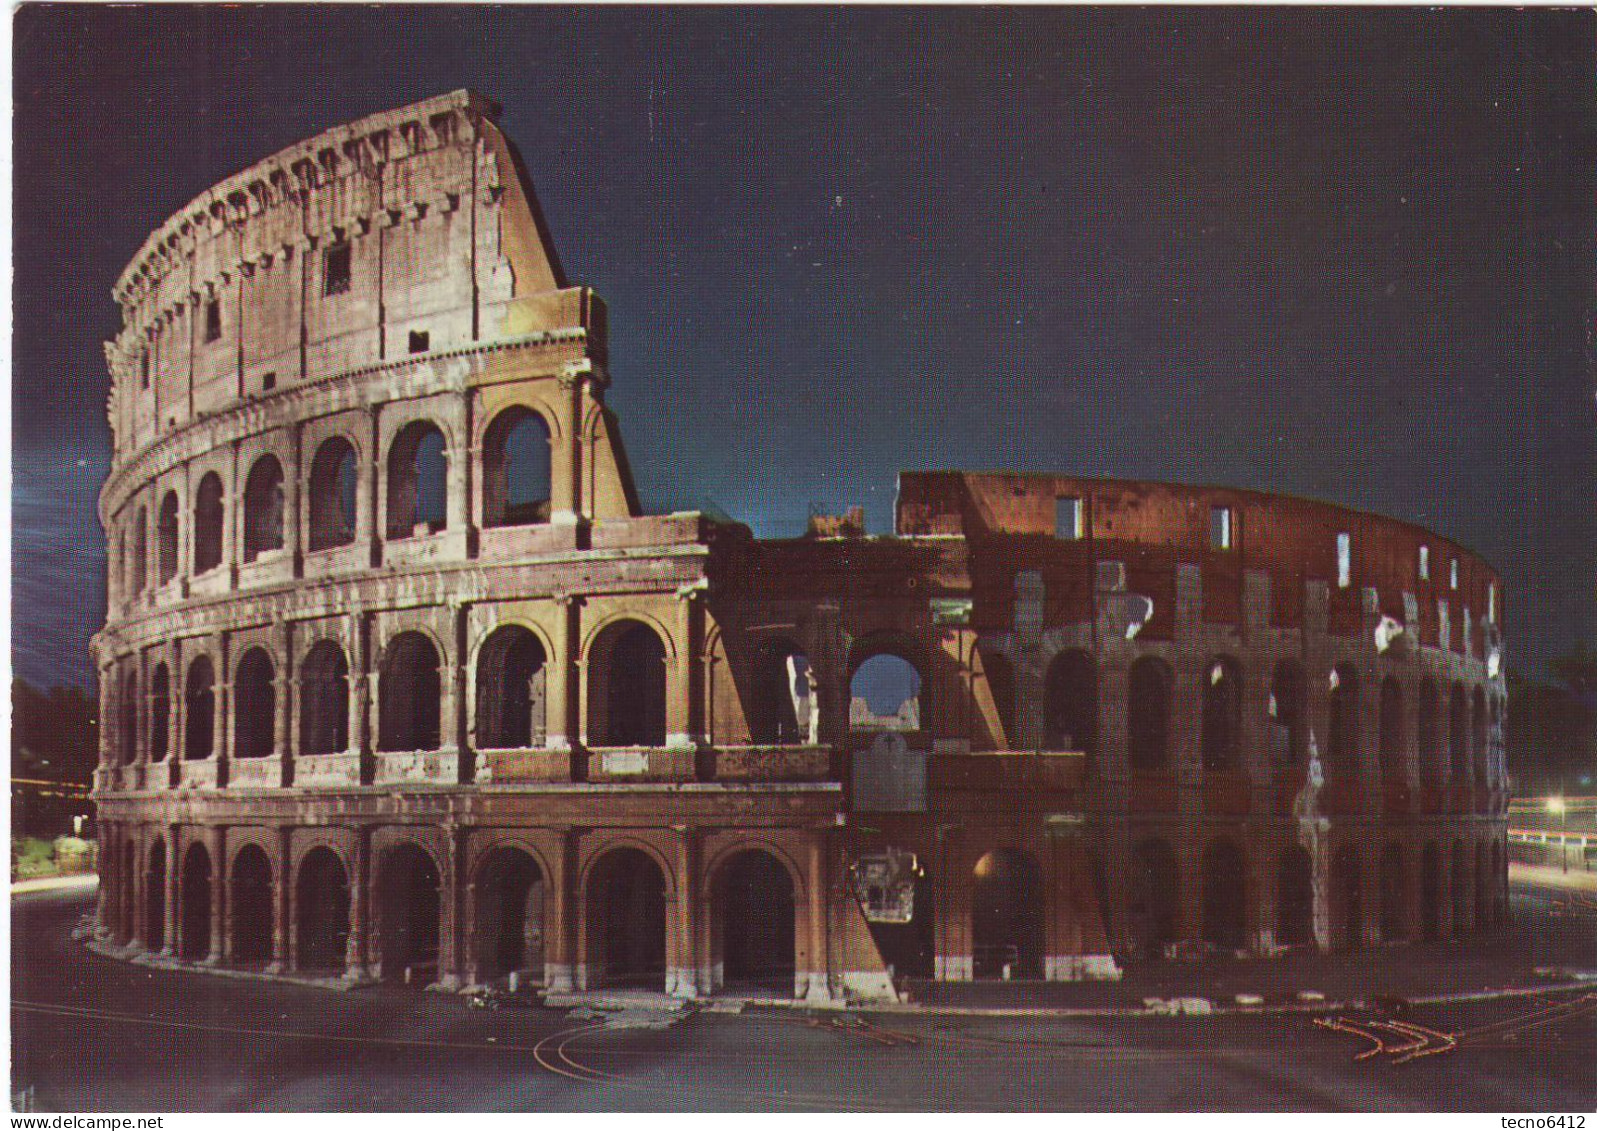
xmin=1546 ymin=796 xmax=1567 ymax=874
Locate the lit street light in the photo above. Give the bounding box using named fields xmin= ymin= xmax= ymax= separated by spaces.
xmin=1546 ymin=796 xmax=1567 ymax=873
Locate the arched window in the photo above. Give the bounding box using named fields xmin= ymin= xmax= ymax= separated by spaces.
xmin=1201 ymin=838 xmax=1248 ymax=950
xmin=185 ymin=656 xmax=215 ymax=761
xmin=308 ymin=438 xmax=359 ymax=551
xmin=475 ymin=626 xmax=547 ymax=749
xmin=588 ymin=621 xmax=667 ymax=746
xmin=378 ymin=633 xmax=442 ymax=752
xmin=1128 ymin=657 xmax=1172 ymax=771
xmin=1044 ymin=649 xmax=1097 ymax=758
xmin=1201 ymin=656 xmax=1243 ymax=772
xmin=386 ymin=422 xmax=447 ymax=539
xmin=233 ymin=648 xmax=276 ymax=759
xmin=194 ymin=473 xmax=225 ymax=574
xmin=1380 ymin=843 xmax=1407 ymax=942
xmin=751 ymin=639 xmax=812 ymax=746
xmin=148 ymin=663 xmax=170 ymax=762
xmin=299 ymin=641 xmax=350 ymax=757
xmin=483 ymin=408 xmax=552 ymax=527
xmin=850 ymin=652 xmax=925 ymax=734
xmin=120 ymin=670 xmax=139 ymax=765
xmin=983 ymin=650 xmax=1015 ymax=746
xmin=1329 ymin=664 xmax=1360 ymax=775
xmin=132 ymin=507 xmax=147 ymax=593
xmin=1379 ymin=676 xmax=1405 ymax=779
xmin=1269 ymin=661 xmax=1307 ymax=766
xmin=157 ymin=492 xmax=179 ymax=584
xmin=1276 ymin=846 xmax=1314 ymax=947
xmin=1128 ymin=837 xmax=1181 ymax=958
xmin=1449 ymin=683 xmax=1469 ymax=782
xmin=242 ymin=455 xmax=285 ymax=561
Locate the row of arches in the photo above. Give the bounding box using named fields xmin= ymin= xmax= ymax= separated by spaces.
xmin=112 ymin=408 xmax=553 ymax=594
xmin=991 ymin=649 xmax=1499 ymax=784
xmin=1125 ymin=835 xmax=1507 ymax=957
xmin=114 ymin=619 xmax=668 ymax=762
xmin=104 ymin=836 xmax=802 ymax=995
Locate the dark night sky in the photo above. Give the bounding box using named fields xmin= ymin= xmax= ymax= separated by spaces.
xmin=12 ymin=5 xmax=1597 ymax=690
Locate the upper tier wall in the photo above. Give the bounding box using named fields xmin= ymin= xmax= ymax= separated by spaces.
xmin=103 ymin=89 xmax=589 ymax=464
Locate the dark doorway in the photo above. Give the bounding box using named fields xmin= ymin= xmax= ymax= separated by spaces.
xmin=716 ymin=850 xmax=796 ymax=994
xmin=1276 ymin=846 xmax=1314 ymax=948
xmin=145 ymin=839 xmax=167 ymax=951
xmin=1129 ymin=837 xmax=1181 ymax=959
xmin=233 ymin=649 xmax=276 ymax=759
xmin=592 ymin=623 xmax=666 ymax=746
xmin=1128 ymin=658 xmax=1172 ymax=770
xmin=1201 ymin=839 xmax=1247 ymax=951
xmin=474 ymin=847 xmax=544 ymax=984
xmin=587 ymin=848 xmax=667 ymax=988
xmin=378 ymin=633 xmax=442 ymax=752
xmin=230 ymin=845 xmax=274 ymax=964
xmin=475 ymin=627 xmax=546 ymax=749
xmin=295 ymin=847 xmax=350 ymax=973
xmin=971 ymin=849 xmax=1044 ymax=979
xmin=1332 ymin=846 xmax=1362 ymax=952
xmin=1421 ymin=843 xmax=1442 ymax=941
xmin=1044 ymin=650 xmax=1097 ymax=759
xmin=180 ymin=844 xmax=212 ymax=960
xmin=1380 ymin=844 xmax=1406 ymax=942
xmin=377 ymin=843 xmax=442 ymax=985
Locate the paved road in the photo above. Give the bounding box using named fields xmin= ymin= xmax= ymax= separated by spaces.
xmin=12 ymin=889 xmax=1596 ymax=1112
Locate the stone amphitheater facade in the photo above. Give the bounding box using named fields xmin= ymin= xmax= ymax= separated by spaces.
xmin=91 ymin=91 xmax=1510 ymax=1001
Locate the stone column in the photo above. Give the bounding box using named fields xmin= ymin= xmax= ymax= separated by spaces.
xmin=544 ymin=828 xmax=579 ymax=993
xmin=267 ymin=827 xmax=291 ymax=974
xmin=806 ymin=832 xmax=832 ymax=1002
xmin=669 ymin=826 xmax=700 ymax=997
xmin=553 ymin=364 xmax=586 ymax=522
xmin=206 ymin=827 xmax=226 ymax=965
xmin=346 ymin=827 xmax=372 ymax=980
xmin=435 ymin=824 xmax=469 ymax=991
xmin=1011 ymin=571 xmax=1046 ymax=752
xmin=666 ymin=590 xmax=699 ymax=749
xmin=546 ymin=596 xmax=580 ymax=754
xmin=164 ymin=827 xmax=180 ymax=956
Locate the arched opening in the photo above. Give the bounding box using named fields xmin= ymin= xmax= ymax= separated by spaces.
xmin=1380 ymin=843 xmax=1406 ymax=942
xmin=1128 ymin=657 xmax=1172 ymax=771
xmin=386 ymin=421 xmax=447 ymax=539
xmin=1329 ymin=664 xmax=1360 ymax=777
xmin=120 ymin=671 xmax=139 ymax=765
xmin=1378 ymin=675 xmax=1405 ymax=784
xmin=1129 ymin=837 xmax=1181 ymax=959
xmin=1201 ymin=656 xmax=1243 ymax=772
xmin=473 ymin=847 xmax=545 ymax=985
xmin=180 ymin=843 xmax=212 ymax=960
xmin=483 ymin=408 xmax=552 ymax=527
xmin=1449 ymin=684 xmax=1469 ymax=783
xmin=377 ymin=843 xmax=442 ymax=986
xmin=144 ymin=839 xmax=167 ymax=951
xmin=299 ymin=641 xmax=349 ymax=757
xmin=185 ymin=656 xmax=215 ymax=761
xmin=117 ymin=840 xmax=136 ymax=944
xmin=229 ymin=845 xmax=274 ymax=965
xmin=475 ymin=626 xmax=547 ymax=749
xmin=972 ymin=849 xmax=1044 ymax=979
xmin=233 ymin=648 xmax=275 ymax=759
xmin=378 ymin=633 xmax=441 ymax=752
xmin=714 ymin=849 xmax=796 ymax=994
xmin=149 ymin=664 xmax=170 ymax=762
xmin=850 ymin=651 xmax=925 ymax=734
xmin=307 ymin=438 xmax=359 ymax=551
xmin=1451 ymin=841 xmax=1471 ymax=935
xmin=1331 ymin=846 xmax=1361 ymax=952
xmin=1276 ymin=845 xmax=1314 ymax=948
xmin=1472 ymin=687 xmax=1489 ymax=788
xmin=750 ymin=639 xmax=813 ymax=746
xmin=132 ymin=507 xmax=147 ymax=592
xmin=1418 ymin=677 xmax=1441 ymax=785
xmin=242 ymin=455 xmax=285 ymax=561
xmin=157 ymin=491 xmax=179 ymax=584
xmin=1044 ymin=649 xmax=1097 ymax=759
xmin=865 ymin=867 xmax=936 ymax=980
xmin=193 ymin=472 xmax=225 ymax=574
xmin=1270 ymin=661 xmax=1308 ymax=766
xmin=588 ymin=621 xmax=667 ymax=747
xmin=1421 ymin=843 xmax=1442 ymax=941
xmin=586 ymin=847 xmax=668 ymax=989
xmin=1201 ymin=838 xmax=1247 ymax=951
xmin=295 ymin=847 xmax=350 ymax=973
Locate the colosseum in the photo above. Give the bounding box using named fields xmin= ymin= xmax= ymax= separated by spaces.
xmin=90 ymin=90 xmax=1510 ymax=1003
